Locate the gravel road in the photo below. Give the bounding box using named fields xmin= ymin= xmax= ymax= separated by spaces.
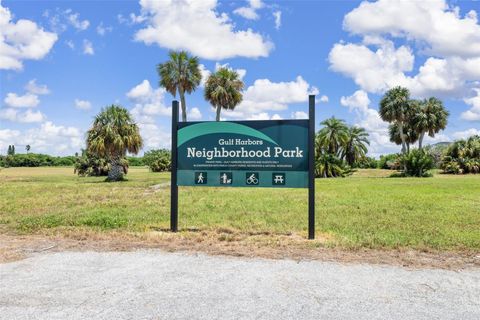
xmin=1 ymin=250 xmax=479 ymax=320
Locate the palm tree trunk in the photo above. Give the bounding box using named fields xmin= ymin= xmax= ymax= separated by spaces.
xmin=398 ymin=122 xmax=407 ymax=154
xmin=108 ymin=156 xmax=124 ymax=181
xmin=216 ymin=106 xmax=222 ymax=121
xmin=419 ymin=132 xmax=425 ymax=149
xmin=179 ymin=90 xmax=187 ymax=122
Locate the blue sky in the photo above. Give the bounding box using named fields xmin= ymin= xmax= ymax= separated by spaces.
xmin=1 ymin=0 xmax=479 ymax=157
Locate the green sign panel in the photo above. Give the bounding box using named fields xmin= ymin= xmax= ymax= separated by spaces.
xmin=177 ymin=120 xmax=309 ymax=188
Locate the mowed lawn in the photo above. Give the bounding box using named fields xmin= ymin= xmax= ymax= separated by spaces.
xmin=0 ymin=167 xmax=479 ymax=251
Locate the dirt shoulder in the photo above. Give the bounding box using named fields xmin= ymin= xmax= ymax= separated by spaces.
xmin=1 ymin=231 xmax=479 ymax=270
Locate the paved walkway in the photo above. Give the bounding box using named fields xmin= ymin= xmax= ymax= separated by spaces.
xmin=1 ymin=251 xmax=479 ymax=319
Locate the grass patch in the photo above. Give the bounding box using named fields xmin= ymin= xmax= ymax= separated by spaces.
xmin=1 ymin=167 xmax=479 ymax=251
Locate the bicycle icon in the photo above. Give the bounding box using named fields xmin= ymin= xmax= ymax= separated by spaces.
xmin=246 ymin=172 xmax=259 ymax=185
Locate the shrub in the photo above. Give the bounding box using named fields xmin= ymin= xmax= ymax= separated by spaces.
xmin=355 ymin=156 xmax=378 ymax=169
xmin=378 ymin=153 xmax=401 ymax=170
xmin=143 ymin=149 xmax=171 ymax=172
xmin=440 ymin=135 xmax=480 ymax=174
xmin=397 ymin=149 xmax=434 ymax=177
xmin=74 ymin=150 xmax=128 ymax=177
xmin=126 ymin=156 xmax=144 ymax=166
xmin=0 ymin=153 xmax=76 ymax=167
xmin=315 ymin=152 xmax=353 ymax=178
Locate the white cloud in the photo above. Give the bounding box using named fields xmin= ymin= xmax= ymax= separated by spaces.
xmin=273 ymin=11 xmax=282 ymax=30
xmin=127 ymin=79 xmax=171 ymax=118
xmin=83 ymin=39 xmax=94 ymax=55
xmin=319 ymin=95 xmax=329 ymax=103
xmin=189 ymin=107 xmax=202 ymax=120
xmin=329 ymin=0 xmax=480 ymax=100
xmin=291 ymin=111 xmax=308 ymax=119
xmin=329 ymin=40 xmax=414 ymax=94
xmin=0 ymin=2 xmax=58 ymax=70
xmin=0 ymin=108 xmax=46 ymax=123
xmin=74 ymin=99 xmax=92 ymax=110
xmin=340 ymin=90 xmax=397 ymax=157
xmin=67 ymin=12 xmax=89 ymax=31
xmin=25 ymin=79 xmax=50 ymax=95
xmin=461 ymin=89 xmax=480 ymax=121
xmin=234 ymin=0 xmax=264 ymax=20
xmin=343 ymin=0 xmax=480 ymax=58
xmin=134 ymin=0 xmax=273 ymax=60
xmin=199 ymin=64 xmax=211 ymax=87
xmin=96 ymin=22 xmax=112 ymax=36
xmin=4 ymin=93 xmax=39 ymax=108
xmin=222 ymin=76 xmax=318 ymax=120
xmin=214 ymin=62 xmax=247 ymax=80
xmin=452 ymin=128 xmax=480 ymax=140
xmin=0 ymin=121 xmax=84 ymax=155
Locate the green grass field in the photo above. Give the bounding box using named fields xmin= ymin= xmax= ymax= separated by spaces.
xmin=0 ymin=167 xmax=479 ymax=251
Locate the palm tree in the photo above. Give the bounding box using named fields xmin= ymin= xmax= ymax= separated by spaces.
xmin=379 ymin=86 xmax=414 ymax=154
xmin=86 ymin=105 xmax=143 ymax=181
xmin=204 ymin=67 xmax=244 ymax=121
xmin=413 ymin=97 xmax=449 ymax=149
xmin=25 ymin=145 xmax=30 ymax=154
xmin=316 ymin=117 xmax=349 ymax=156
xmin=388 ymin=122 xmax=418 ymax=153
xmin=342 ymin=126 xmax=370 ymax=166
xmin=157 ymin=50 xmax=202 ymax=122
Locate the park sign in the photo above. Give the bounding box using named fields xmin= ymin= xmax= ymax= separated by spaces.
xmin=176 ymin=120 xmax=308 ymax=188
xmin=170 ymin=95 xmax=316 ymax=239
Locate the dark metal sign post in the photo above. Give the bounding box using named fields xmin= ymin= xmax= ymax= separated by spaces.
xmin=170 ymin=95 xmax=316 ymax=239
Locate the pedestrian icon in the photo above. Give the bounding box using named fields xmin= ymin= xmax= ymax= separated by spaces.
xmin=272 ymin=173 xmax=285 ymax=185
xmin=195 ymin=172 xmax=207 ymax=184
xmin=246 ymin=172 xmax=259 ymax=185
xmin=220 ymin=172 xmax=233 ymax=184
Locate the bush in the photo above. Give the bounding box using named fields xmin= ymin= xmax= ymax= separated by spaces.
xmin=0 ymin=153 xmax=76 ymax=167
xmin=378 ymin=153 xmax=401 ymax=170
xmin=143 ymin=149 xmax=171 ymax=172
xmin=126 ymin=156 xmax=144 ymax=166
xmin=397 ymin=149 xmax=434 ymax=177
xmin=355 ymin=157 xmax=378 ymax=169
xmin=74 ymin=150 xmax=128 ymax=177
xmin=315 ymin=152 xmax=353 ymax=178
xmin=440 ymin=135 xmax=480 ymax=174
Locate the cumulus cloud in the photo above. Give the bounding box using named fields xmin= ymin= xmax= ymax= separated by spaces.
xmin=0 ymin=121 xmax=84 ymax=155
xmin=134 ymin=0 xmax=273 ymax=60
xmin=74 ymin=99 xmax=92 ymax=110
xmin=329 ymin=0 xmax=480 ymax=125
xmin=189 ymin=107 xmax=202 ymax=120
xmin=0 ymin=2 xmax=58 ymax=70
xmin=222 ymin=76 xmax=318 ymax=120
xmin=273 ymin=11 xmax=282 ymax=30
xmin=25 ymin=79 xmax=50 ymax=95
xmin=340 ymin=90 xmax=397 ymax=157
xmin=461 ymin=89 xmax=480 ymax=121
xmin=234 ymin=0 xmax=264 ymax=20
xmin=319 ymin=95 xmax=329 ymax=103
xmin=4 ymin=92 xmax=40 ymax=108
xmin=291 ymin=111 xmax=308 ymax=119
xmin=96 ymin=22 xmax=112 ymax=36
xmin=67 ymin=12 xmax=89 ymax=31
xmin=126 ymin=79 xmax=169 ymax=116
xmin=0 ymin=108 xmax=46 ymax=123
xmin=83 ymin=39 xmax=94 ymax=55
xmin=452 ymin=128 xmax=480 ymax=140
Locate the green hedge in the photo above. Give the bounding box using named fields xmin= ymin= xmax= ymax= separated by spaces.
xmin=0 ymin=153 xmax=76 ymax=167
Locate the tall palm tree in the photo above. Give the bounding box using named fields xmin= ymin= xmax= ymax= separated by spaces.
xmin=388 ymin=122 xmax=419 ymax=153
xmin=86 ymin=105 xmax=143 ymax=181
xmin=157 ymin=50 xmax=202 ymax=122
xmin=204 ymin=67 xmax=244 ymax=121
xmin=379 ymin=86 xmax=414 ymax=154
xmin=342 ymin=126 xmax=370 ymax=166
xmin=317 ymin=117 xmax=349 ymax=156
xmin=25 ymin=145 xmax=30 ymax=154
xmin=413 ymin=97 xmax=449 ymax=149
